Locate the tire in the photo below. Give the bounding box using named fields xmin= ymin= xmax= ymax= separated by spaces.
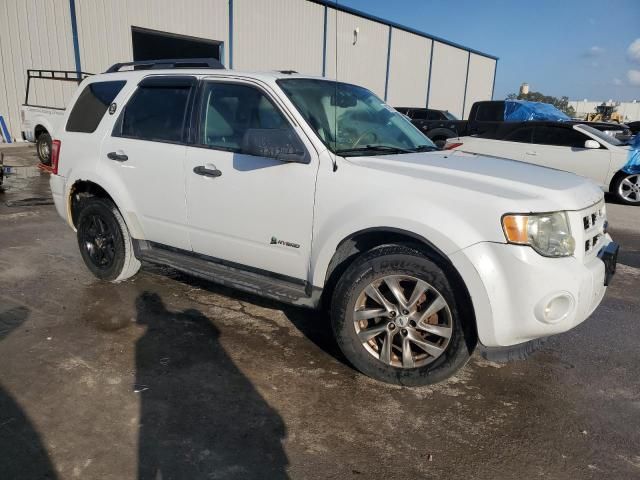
xmin=76 ymin=198 xmax=141 ymax=282
xmin=330 ymin=245 xmax=474 ymax=386
xmin=432 ymin=137 xmax=447 ymax=149
xmin=36 ymin=132 xmax=52 ymax=165
xmin=612 ymin=172 xmax=640 ymax=205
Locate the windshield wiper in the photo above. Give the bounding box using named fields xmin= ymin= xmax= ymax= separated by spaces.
xmin=336 ymin=144 xmax=414 ymax=155
xmin=411 ymin=145 xmax=439 ymax=152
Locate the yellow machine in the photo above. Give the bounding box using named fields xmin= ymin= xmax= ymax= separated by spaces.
xmin=585 ymin=104 xmax=625 ymax=123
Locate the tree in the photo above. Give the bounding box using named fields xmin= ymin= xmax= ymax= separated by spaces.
xmin=506 ymin=91 xmax=576 ymax=117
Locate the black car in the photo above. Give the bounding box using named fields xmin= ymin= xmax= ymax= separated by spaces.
xmin=395 ymin=107 xmax=466 ymax=148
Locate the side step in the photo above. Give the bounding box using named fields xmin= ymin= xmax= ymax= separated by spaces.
xmin=133 ymin=240 xmax=320 ymax=308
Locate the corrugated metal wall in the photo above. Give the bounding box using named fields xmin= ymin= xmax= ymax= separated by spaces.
xmin=0 ymin=0 xmax=76 ymax=139
xmin=233 ymin=0 xmax=324 ymax=74
xmin=325 ymin=8 xmax=389 ymax=97
xmin=386 ymin=29 xmax=432 ymax=108
xmin=427 ymin=42 xmax=469 ymax=119
xmin=0 ymin=0 xmax=497 ymax=140
xmin=463 ymin=54 xmax=496 ymax=119
xmin=75 ymin=0 xmax=229 ymax=74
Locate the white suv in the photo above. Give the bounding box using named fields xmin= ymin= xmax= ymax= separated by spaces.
xmin=48 ymin=59 xmax=619 ymax=385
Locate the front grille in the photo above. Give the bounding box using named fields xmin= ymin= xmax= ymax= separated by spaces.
xmin=582 ymin=203 xmax=606 ymax=254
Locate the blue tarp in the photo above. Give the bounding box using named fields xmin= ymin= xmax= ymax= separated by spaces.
xmin=623 ymin=134 xmax=640 ymax=174
xmin=504 ymin=100 xmax=570 ymax=122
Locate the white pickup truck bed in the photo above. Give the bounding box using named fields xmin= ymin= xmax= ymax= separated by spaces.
xmin=20 ymin=69 xmax=91 ymax=164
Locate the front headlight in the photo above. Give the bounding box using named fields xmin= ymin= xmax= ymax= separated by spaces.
xmin=502 ymin=211 xmax=575 ymax=257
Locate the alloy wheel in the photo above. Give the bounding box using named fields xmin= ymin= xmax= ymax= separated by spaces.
xmin=619 ymin=174 xmax=640 ymax=203
xmin=353 ymin=275 xmax=453 ymax=368
xmin=82 ymin=214 xmax=116 ymax=268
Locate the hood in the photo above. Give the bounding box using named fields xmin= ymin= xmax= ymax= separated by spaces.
xmin=346 ymin=150 xmax=603 ymax=211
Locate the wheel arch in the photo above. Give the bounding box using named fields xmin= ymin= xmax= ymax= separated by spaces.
xmin=320 ymin=227 xmax=478 ymax=347
xmin=66 ymin=178 xmax=145 ymax=239
xmin=425 ymin=127 xmax=457 ymax=141
xmin=34 ymin=124 xmax=49 ymax=138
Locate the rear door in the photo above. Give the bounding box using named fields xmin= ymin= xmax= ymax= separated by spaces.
xmin=461 ymin=125 xmax=533 ymax=161
xmin=100 ymin=76 xmax=196 ymax=250
xmin=530 ymin=126 xmax=611 ymax=186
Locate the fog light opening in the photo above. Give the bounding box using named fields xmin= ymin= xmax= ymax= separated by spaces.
xmin=542 ymin=294 xmax=573 ymax=324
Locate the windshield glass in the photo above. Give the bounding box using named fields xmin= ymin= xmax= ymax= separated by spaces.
xmin=578 ymin=124 xmax=625 ymax=146
xmin=443 ymin=111 xmax=458 ymax=121
xmin=277 ymin=79 xmax=435 ymax=156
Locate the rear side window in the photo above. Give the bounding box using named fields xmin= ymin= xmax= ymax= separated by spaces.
xmin=66 ymin=81 xmax=126 ymax=133
xmin=533 ymin=126 xmax=587 ymax=148
xmin=474 ymin=102 xmax=504 ymax=122
xmin=115 ymin=76 xmax=195 ymax=143
xmin=411 ymin=110 xmax=427 ymax=120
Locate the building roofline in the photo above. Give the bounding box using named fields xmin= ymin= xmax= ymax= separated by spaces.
xmin=307 ymin=0 xmax=499 ymax=61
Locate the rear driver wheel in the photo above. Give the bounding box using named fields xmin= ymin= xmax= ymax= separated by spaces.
xmin=77 ymin=198 xmax=140 ymax=282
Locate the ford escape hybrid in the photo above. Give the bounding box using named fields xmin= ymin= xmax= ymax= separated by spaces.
xmin=48 ymin=59 xmax=618 ymax=385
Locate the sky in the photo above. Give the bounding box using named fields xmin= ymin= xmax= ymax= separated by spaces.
xmin=339 ymin=0 xmax=640 ymax=101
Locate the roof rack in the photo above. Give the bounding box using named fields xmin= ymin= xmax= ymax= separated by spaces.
xmin=105 ymin=58 xmax=225 ymax=73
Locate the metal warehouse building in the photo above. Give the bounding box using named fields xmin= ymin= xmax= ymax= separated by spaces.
xmin=0 ymin=0 xmax=498 ymax=140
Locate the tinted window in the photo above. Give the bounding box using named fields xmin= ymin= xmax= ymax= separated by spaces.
xmin=66 ymin=81 xmax=126 ymax=133
xmin=411 ymin=110 xmax=427 ymax=120
xmin=117 ymin=78 xmax=193 ymax=142
xmin=503 ymin=126 xmax=534 ymax=143
xmin=533 ymin=126 xmax=587 ymax=148
xmin=475 ymin=102 xmax=504 ymax=122
xmin=198 ymin=82 xmax=290 ymax=151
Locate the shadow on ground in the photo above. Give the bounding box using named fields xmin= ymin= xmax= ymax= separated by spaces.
xmin=0 ymin=306 xmax=58 ymax=479
xmin=133 ymin=290 xmax=289 ymax=479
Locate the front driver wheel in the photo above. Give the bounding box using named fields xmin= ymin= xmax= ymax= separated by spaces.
xmin=77 ymin=198 xmax=141 ymax=282
xmin=331 ymin=245 xmax=474 ymax=386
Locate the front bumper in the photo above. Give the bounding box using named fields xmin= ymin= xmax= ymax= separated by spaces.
xmin=450 ymin=239 xmax=614 ymax=347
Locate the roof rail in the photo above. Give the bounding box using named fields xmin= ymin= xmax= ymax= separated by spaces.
xmin=105 ymin=58 xmax=225 ymax=73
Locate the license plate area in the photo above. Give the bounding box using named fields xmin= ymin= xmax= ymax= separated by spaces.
xmin=598 ymin=242 xmax=619 ymax=286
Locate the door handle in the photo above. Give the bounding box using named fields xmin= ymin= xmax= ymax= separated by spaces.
xmin=193 ymin=165 xmax=222 ymax=177
xmin=107 ymin=151 xmax=128 ymax=162
xmin=525 ymin=151 xmax=537 ymax=156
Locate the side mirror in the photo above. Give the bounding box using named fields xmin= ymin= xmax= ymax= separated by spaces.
xmin=584 ymin=139 xmax=600 ymax=149
xmin=241 ymin=128 xmax=309 ymax=163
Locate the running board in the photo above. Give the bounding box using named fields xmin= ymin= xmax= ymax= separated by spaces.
xmin=133 ymin=240 xmax=320 ymax=308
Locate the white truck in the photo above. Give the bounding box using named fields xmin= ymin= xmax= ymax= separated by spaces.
xmin=48 ymin=59 xmax=619 ymax=385
xmin=20 ymin=69 xmax=91 ymax=164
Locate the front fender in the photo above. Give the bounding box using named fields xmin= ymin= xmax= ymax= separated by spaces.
xmin=310 ymin=192 xmax=496 ymax=287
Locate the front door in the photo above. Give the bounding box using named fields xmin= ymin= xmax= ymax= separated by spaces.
xmin=531 ymin=126 xmax=611 ymax=187
xmin=100 ymin=76 xmax=196 ymax=250
xmin=184 ymin=79 xmax=318 ymax=280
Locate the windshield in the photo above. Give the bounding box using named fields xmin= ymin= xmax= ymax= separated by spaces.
xmin=277 ymin=79 xmax=435 ymax=156
xmin=443 ymin=111 xmax=458 ymax=121
xmin=577 ymin=124 xmax=625 ymax=146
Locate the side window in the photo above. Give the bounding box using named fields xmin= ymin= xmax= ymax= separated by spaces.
xmin=410 ymin=110 xmax=427 ymax=120
xmin=503 ymin=126 xmax=534 ymax=143
xmin=115 ymin=76 xmax=195 ymax=143
xmin=66 ymin=81 xmax=126 ymax=133
xmin=533 ymin=126 xmax=587 ymax=148
xmin=425 ymin=111 xmax=441 ymax=120
xmin=197 ymin=82 xmax=290 ymax=152
xmin=475 ymin=102 xmax=504 ymax=122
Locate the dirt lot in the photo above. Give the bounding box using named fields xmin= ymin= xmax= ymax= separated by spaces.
xmin=1 ymin=145 xmax=639 ymax=479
